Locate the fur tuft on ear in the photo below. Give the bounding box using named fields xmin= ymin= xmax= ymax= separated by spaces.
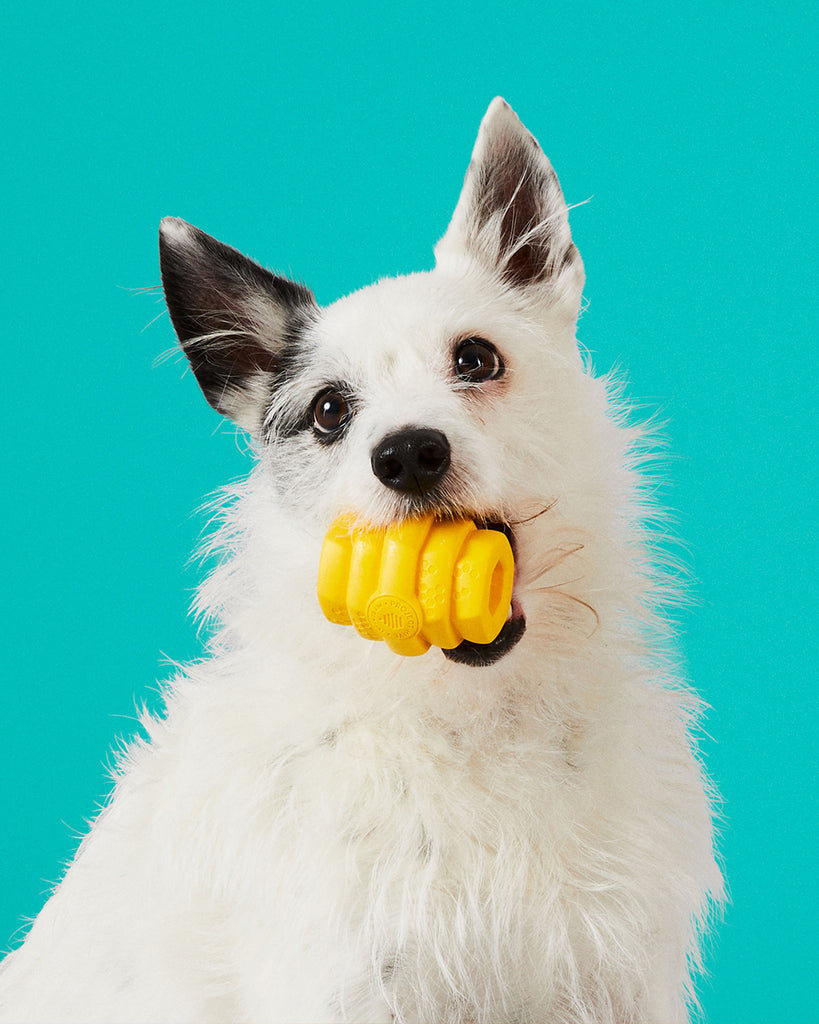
xmin=158 ymin=218 xmax=317 ymax=433
xmin=435 ymin=98 xmax=583 ymax=306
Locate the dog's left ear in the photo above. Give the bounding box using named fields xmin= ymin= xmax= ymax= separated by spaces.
xmin=435 ymin=98 xmax=583 ymax=311
xmin=159 ymin=218 xmax=317 ymax=434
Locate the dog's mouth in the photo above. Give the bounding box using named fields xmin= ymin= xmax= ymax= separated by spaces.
xmin=441 ymin=518 xmax=526 ymax=668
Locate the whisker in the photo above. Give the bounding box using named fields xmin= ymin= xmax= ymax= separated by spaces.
xmin=508 ymin=498 xmax=559 ymax=526
xmin=520 ymin=542 xmax=585 ymax=585
xmin=527 ymin=575 xmax=584 ymax=593
xmin=553 ymin=591 xmax=601 ymax=635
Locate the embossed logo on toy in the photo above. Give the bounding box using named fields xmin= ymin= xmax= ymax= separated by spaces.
xmin=367 ymin=595 xmax=421 ymax=640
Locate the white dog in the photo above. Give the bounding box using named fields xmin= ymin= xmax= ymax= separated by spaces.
xmin=0 ymin=98 xmax=722 ymax=1023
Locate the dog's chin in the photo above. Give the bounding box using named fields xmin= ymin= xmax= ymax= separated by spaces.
xmin=441 ymin=597 xmax=526 ymax=667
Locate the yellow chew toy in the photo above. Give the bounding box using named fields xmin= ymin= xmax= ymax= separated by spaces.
xmin=317 ymin=514 xmax=514 ymax=656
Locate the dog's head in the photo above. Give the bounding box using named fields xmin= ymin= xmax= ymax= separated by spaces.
xmin=160 ymin=99 xmax=605 ymax=668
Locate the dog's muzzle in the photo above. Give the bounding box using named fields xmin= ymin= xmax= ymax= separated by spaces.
xmin=366 ymin=429 xmax=527 ymax=666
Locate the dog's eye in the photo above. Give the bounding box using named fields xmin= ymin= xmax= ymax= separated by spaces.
xmin=454 ymin=338 xmax=504 ymax=383
xmin=312 ymin=388 xmax=351 ymax=436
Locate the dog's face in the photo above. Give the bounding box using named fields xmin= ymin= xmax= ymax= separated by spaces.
xmin=160 ymin=98 xmax=594 ymax=667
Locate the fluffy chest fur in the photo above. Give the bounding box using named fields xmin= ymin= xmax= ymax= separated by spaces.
xmin=104 ymin=639 xmax=706 ymax=1024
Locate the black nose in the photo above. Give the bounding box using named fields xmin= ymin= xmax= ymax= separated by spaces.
xmin=371 ymin=428 xmax=451 ymax=495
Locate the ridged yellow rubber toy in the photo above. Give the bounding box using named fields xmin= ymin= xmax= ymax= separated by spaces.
xmin=317 ymin=514 xmax=514 ymax=656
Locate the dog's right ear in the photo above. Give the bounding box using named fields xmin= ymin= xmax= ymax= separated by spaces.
xmin=159 ymin=218 xmax=317 ymax=434
xmin=434 ymin=98 xmax=583 ymax=315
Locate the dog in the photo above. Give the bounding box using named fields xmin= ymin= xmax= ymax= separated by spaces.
xmin=0 ymin=97 xmax=722 ymax=1023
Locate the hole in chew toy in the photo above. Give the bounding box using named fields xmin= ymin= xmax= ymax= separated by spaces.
xmin=488 ymin=560 xmax=505 ymax=619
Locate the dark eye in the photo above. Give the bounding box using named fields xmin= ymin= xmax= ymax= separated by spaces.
xmin=312 ymin=388 xmax=351 ymax=436
xmin=454 ymin=338 xmax=504 ymax=383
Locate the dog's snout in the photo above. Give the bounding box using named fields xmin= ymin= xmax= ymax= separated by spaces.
xmin=371 ymin=428 xmax=451 ymax=496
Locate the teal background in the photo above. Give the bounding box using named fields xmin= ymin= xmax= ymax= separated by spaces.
xmin=2 ymin=2 xmax=816 ymax=1021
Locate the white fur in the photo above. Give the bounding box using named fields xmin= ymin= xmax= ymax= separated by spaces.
xmin=0 ymin=99 xmax=722 ymax=1024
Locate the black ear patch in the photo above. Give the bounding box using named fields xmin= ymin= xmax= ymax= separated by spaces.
xmin=159 ymin=218 xmax=317 ymax=433
xmin=472 ymin=134 xmax=577 ymax=288
xmin=436 ymin=98 xmax=580 ymax=294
